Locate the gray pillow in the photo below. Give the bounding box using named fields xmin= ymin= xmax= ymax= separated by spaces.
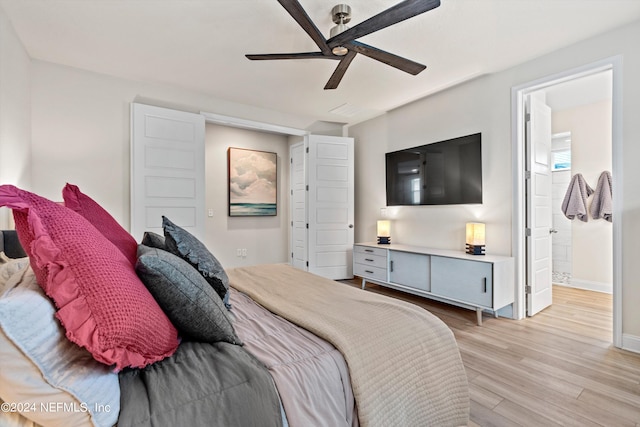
xmin=141 ymin=231 xmax=166 ymax=249
xmin=162 ymin=216 xmax=229 ymax=302
xmin=135 ymin=245 xmax=240 ymax=344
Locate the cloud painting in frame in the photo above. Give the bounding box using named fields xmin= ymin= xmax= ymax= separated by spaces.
xmin=228 ymin=147 xmax=277 ymax=216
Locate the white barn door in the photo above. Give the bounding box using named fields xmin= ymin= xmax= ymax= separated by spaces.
xmin=308 ymin=135 xmax=354 ymax=280
xmin=131 ymin=103 xmax=206 ymax=242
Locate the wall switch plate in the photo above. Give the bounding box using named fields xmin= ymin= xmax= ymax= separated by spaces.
xmin=208 ymin=209 xmax=214 ymax=217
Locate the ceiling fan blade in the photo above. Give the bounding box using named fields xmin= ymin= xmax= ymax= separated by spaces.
xmin=324 ymin=51 xmax=357 ymax=90
xmin=328 ymin=0 xmax=440 ymax=48
xmin=246 ymin=52 xmax=339 ymax=60
xmin=345 ymin=41 xmax=426 ymax=75
xmin=277 ymin=0 xmax=332 ymax=55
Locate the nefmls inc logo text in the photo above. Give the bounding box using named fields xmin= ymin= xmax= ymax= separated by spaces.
xmin=40 ymin=402 xmax=112 ymax=413
xmin=0 ymin=402 xmax=113 ymax=413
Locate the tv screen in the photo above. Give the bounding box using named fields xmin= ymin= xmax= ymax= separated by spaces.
xmin=385 ymin=133 xmax=482 ymax=206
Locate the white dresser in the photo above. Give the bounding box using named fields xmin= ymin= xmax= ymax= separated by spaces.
xmin=353 ymin=243 xmax=515 ymax=325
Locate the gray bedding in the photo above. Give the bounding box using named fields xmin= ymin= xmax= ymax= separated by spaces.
xmin=0 ymin=230 xmax=27 ymax=259
xmin=230 ymin=288 xmax=358 ymax=427
xmin=117 ymin=288 xmax=357 ymax=427
xmin=117 ymin=340 xmax=283 ymax=427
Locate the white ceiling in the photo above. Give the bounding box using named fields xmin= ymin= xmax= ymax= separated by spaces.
xmin=2 ymin=0 xmax=639 ymax=128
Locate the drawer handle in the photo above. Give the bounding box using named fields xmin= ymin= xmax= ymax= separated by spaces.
xmin=365 ymin=258 xmax=374 ymax=262
xmin=365 ymin=249 xmax=374 ymax=253
xmin=365 ymin=270 xmax=374 ymax=274
xmin=390 ymin=260 xmax=394 ymax=272
xmin=483 ymin=277 xmax=487 ymax=293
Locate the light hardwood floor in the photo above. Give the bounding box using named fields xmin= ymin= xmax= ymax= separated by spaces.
xmin=343 ymin=280 xmax=640 ymax=426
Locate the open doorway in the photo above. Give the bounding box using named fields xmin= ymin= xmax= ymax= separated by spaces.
xmin=511 ymin=57 xmax=622 ymax=347
xmin=546 ymin=72 xmax=614 ymax=295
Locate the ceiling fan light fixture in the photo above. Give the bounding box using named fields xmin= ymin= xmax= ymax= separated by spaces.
xmin=332 ymin=45 xmax=349 ymax=56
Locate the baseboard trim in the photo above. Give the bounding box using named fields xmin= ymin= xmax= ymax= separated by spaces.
xmin=554 ymin=279 xmax=612 ymax=294
xmin=622 ymin=334 xmax=640 ymax=354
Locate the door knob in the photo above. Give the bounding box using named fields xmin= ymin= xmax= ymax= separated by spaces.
xmin=348 ymin=224 xmax=354 ymax=228
xmin=549 ymin=228 xmax=558 ymax=234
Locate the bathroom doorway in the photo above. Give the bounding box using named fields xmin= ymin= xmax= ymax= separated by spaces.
xmin=544 ymin=71 xmax=613 ymax=295
xmin=512 ymin=57 xmax=621 ymax=346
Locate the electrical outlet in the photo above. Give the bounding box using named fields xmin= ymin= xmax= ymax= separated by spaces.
xmin=208 ymin=209 xmax=214 ymax=217
xmin=241 ymin=248 xmax=247 ymax=257
xmin=236 ymin=248 xmax=242 ymax=257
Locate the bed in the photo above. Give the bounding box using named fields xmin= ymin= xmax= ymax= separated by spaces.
xmin=0 ymin=184 xmax=469 ymax=427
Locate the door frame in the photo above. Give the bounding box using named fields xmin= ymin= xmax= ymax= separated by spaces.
xmin=511 ymin=56 xmax=622 ymax=347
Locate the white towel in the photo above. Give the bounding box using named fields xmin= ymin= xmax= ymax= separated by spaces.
xmin=590 ymin=171 xmax=613 ymax=222
xmin=561 ymin=173 xmax=593 ymax=222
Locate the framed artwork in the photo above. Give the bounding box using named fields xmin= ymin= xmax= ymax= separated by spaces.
xmin=227 ymin=147 xmax=277 ymax=216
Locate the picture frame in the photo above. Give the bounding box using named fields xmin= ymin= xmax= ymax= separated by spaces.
xmin=227 ymin=147 xmax=277 ymax=216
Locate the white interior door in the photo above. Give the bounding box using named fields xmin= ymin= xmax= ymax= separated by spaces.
xmin=526 ymin=92 xmax=553 ymax=316
xmin=131 ymin=103 xmax=205 ymax=242
xmin=290 ymin=141 xmax=307 ymax=270
xmin=308 ymin=134 xmax=354 ymax=280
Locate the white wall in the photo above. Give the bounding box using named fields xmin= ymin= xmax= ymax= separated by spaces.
xmin=349 ymin=20 xmax=640 ymax=342
xmin=204 ymin=124 xmax=289 ymax=269
xmin=0 ymin=6 xmax=31 ymax=229
xmin=553 ymin=100 xmax=612 ymax=291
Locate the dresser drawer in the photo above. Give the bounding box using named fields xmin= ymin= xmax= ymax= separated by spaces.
xmin=354 ymin=251 xmax=387 ymax=269
xmin=354 ymin=245 xmax=387 ymax=257
xmin=354 ymin=263 xmax=387 ymax=282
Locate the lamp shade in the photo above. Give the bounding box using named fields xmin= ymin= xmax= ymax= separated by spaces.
xmin=466 ymin=222 xmax=485 ymax=245
xmin=377 ymin=220 xmax=391 ymax=237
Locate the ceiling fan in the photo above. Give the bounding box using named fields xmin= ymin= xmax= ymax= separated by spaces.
xmin=245 ymin=0 xmax=441 ymax=90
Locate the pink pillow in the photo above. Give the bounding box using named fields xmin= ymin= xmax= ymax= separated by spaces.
xmin=62 ymin=183 xmax=137 ymax=266
xmin=0 ymin=185 xmax=179 ymax=371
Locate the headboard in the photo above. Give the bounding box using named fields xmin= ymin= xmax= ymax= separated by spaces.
xmin=0 ymin=230 xmax=27 ymax=259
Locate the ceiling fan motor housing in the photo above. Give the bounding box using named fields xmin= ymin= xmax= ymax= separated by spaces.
xmin=331 ymin=4 xmax=351 ymax=24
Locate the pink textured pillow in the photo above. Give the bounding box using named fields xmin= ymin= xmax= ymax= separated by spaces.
xmin=0 ymin=185 xmax=179 ymax=371
xmin=62 ymin=183 xmax=137 ymax=266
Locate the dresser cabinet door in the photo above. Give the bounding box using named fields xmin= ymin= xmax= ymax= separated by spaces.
xmin=389 ymin=251 xmax=430 ymax=292
xmin=431 ymin=256 xmax=492 ymax=307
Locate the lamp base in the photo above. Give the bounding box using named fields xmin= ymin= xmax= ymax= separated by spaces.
xmin=466 ymin=244 xmax=485 ymax=255
xmin=377 ymin=236 xmax=391 ymax=245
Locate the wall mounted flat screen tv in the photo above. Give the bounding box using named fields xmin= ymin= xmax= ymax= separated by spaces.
xmin=385 ymin=133 xmax=482 ymax=206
